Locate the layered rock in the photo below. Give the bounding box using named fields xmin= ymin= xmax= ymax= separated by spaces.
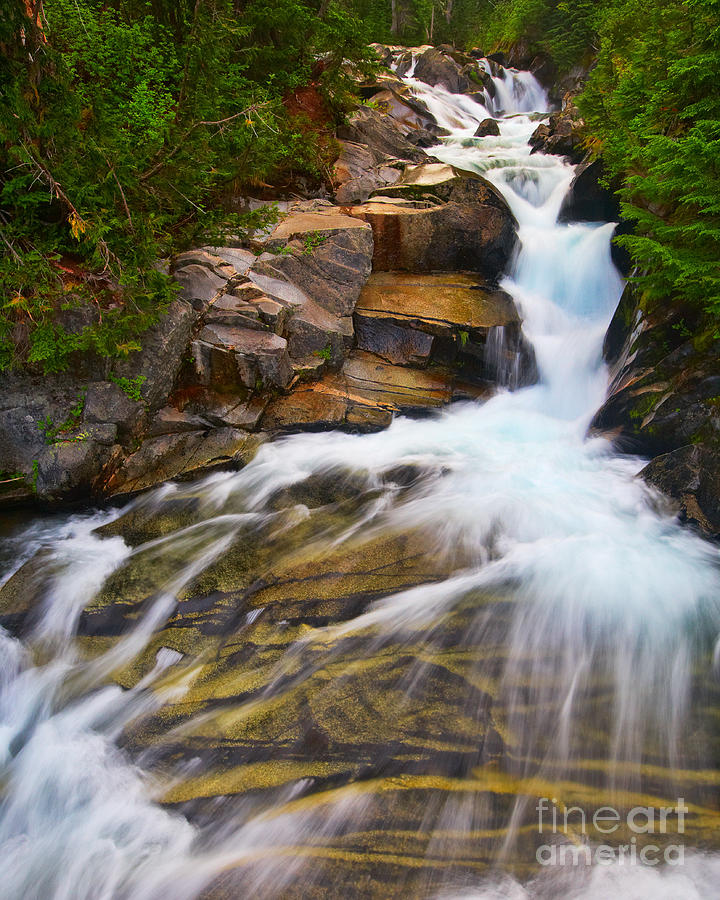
xmin=354 ymin=272 xmax=535 ymax=383
xmin=101 ymin=428 xmax=258 ymax=497
xmin=261 ymin=350 xmax=488 ymax=433
xmin=0 ymin=206 xmax=376 ymax=503
xmin=0 ymin=295 xmax=200 ymax=503
xmin=333 ymin=93 xmax=442 ymax=204
xmin=337 ymin=107 xmax=428 ymax=166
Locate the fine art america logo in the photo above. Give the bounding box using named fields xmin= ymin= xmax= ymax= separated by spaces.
xmin=535 ymin=797 xmax=687 ymax=867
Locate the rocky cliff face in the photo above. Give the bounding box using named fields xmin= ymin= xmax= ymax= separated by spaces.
xmin=0 ymin=45 xmax=534 ymax=507
xmin=590 ymin=283 xmax=720 ymax=538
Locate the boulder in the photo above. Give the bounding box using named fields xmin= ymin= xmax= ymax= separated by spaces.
xmin=147 ymin=406 xmax=210 ymax=437
xmin=255 ymin=297 xmax=290 ymax=333
xmin=171 ymin=264 xmax=228 ymax=311
xmin=334 ymin=140 xmax=404 ymax=205
xmin=591 ymin=282 xmax=720 ymax=536
xmin=591 ymin=286 xmax=720 ymax=458
xmin=245 ymin=269 xmax=314 ymax=309
xmin=347 ymin=165 xmax=517 ymax=280
xmin=348 ymin=199 xmax=515 ymax=279
xmin=113 ymin=299 xmax=199 ymax=412
xmin=204 ymin=294 xmax=266 ymax=330
xmin=337 ymin=108 xmax=426 ymax=166
xmin=186 ymin=393 xmax=268 ymax=431
xmin=83 ymin=381 xmax=145 ymax=440
xmin=0 ymin=387 xmax=61 ymax=475
xmin=202 ymin=246 xmax=255 ymax=275
xmin=413 ymin=48 xmax=470 ymax=93
xmin=191 ymin=325 xmax=293 ymax=392
xmin=356 ymin=273 xmax=520 ymax=338
xmin=640 ymin=444 xmax=720 ymax=539
xmin=260 ymin=213 xmax=374 ymax=317
xmin=529 ymin=103 xmax=585 ymax=162
xmin=34 ymin=433 xmax=119 ymax=501
xmin=354 ymin=317 xmax=434 ymax=367
xmin=557 ymin=159 xmax=632 ymax=273
xmin=406 ymin=128 xmax=439 ymax=148
xmin=102 ymin=427 xmax=257 ymax=496
xmin=0 ymin=373 xmax=132 ymax=502
xmin=591 ymin=346 xmax=720 ymax=458
xmin=462 ymin=64 xmax=496 ymax=98
xmin=332 ymin=84 xmax=446 ymax=205
xmin=558 ymin=159 xmax=620 ymax=223
xmin=261 ymin=350 xmax=483 ymax=433
xmin=367 ymin=88 xmax=439 ymax=134
xmin=371 ymin=162 xmax=510 ymax=207
xmin=474 ymin=118 xmax=501 ymax=138
xmin=284 ymin=299 xmax=354 ymax=365
xmin=486 ymin=51 xmax=507 ymax=67
xmin=238 ymin=208 xmax=375 ymax=367
xmin=501 ymin=45 xmax=557 ymax=88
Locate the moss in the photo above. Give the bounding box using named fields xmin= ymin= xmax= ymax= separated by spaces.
xmin=628 ymin=391 xmax=663 ymax=422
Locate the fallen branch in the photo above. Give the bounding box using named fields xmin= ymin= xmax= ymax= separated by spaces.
xmin=0 ymin=225 xmax=23 ymax=264
xmin=20 ymin=142 xmax=120 ymax=274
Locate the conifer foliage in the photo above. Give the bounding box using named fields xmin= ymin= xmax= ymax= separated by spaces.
xmin=0 ymin=0 xmax=373 ymax=372
xmin=580 ymin=0 xmax=720 ymax=322
xmin=475 ymin=0 xmax=720 ymax=326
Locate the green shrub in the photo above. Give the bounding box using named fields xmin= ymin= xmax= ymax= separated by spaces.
xmin=109 ymin=374 xmax=147 ymax=402
xmin=0 ymin=0 xmax=373 ymax=373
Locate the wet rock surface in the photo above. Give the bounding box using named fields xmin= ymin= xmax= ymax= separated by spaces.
xmin=558 ymin=159 xmax=620 ymax=223
xmin=474 ymin=118 xmax=500 ymax=137
xmin=592 ymin=283 xmax=720 ymax=539
xmin=641 ymin=444 xmax=720 ymax=537
xmin=4 ymin=50 xmax=720 ymax=900
xmin=529 ymin=100 xmax=585 ymax=162
xmin=412 ymin=47 xmax=471 ymax=93
xmin=261 ymin=349 xmax=490 ymax=433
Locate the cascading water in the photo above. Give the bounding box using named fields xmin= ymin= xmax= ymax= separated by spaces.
xmin=1 ymin=58 xmax=719 ymax=900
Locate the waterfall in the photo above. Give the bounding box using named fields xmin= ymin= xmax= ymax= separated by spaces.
xmin=488 ymin=67 xmax=548 ymax=116
xmin=1 ymin=59 xmax=719 ymax=900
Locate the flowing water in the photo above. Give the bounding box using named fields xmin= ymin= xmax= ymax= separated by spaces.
xmin=1 ymin=61 xmax=719 ymax=899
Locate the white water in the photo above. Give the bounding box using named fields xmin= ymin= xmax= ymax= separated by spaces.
xmin=0 ymin=59 xmax=719 ymax=899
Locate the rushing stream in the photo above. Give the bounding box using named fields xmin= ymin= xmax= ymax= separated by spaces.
xmin=1 ymin=61 xmax=719 ymax=899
